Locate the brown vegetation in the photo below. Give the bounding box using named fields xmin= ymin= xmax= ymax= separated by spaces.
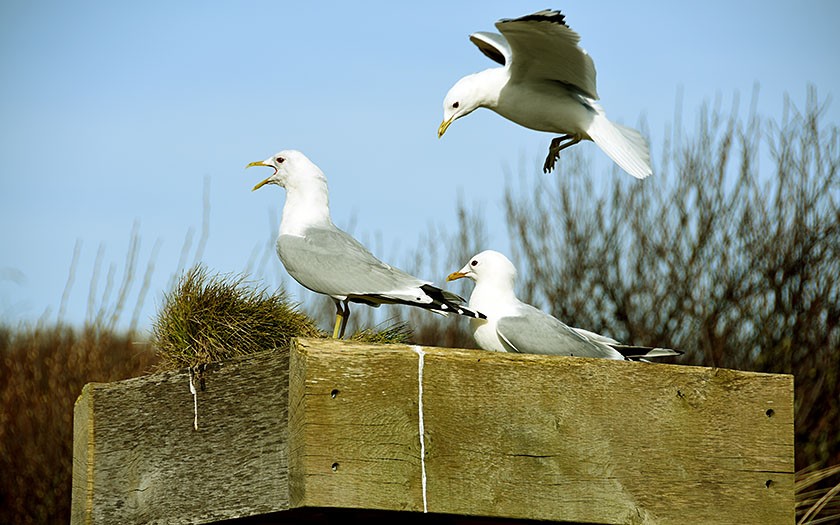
xmin=0 ymin=324 xmax=157 ymax=524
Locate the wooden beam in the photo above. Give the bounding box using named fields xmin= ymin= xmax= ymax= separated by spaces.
xmin=71 ymin=338 xmax=794 ymax=524
xmin=288 ymin=339 xmax=794 ymax=524
xmin=71 ymin=350 xmax=293 ymax=524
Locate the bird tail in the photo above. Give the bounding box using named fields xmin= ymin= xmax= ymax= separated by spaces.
xmin=586 ymin=107 xmax=652 ymax=179
xmin=424 ymin=285 xmax=486 ymax=319
xmin=363 ymin=285 xmax=486 ymax=319
xmin=612 ymin=345 xmax=683 ymax=361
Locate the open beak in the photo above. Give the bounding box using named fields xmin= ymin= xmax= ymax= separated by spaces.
xmin=438 ymin=117 xmax=454 ymax=138
xmin=447 ymin=271 xmax=467 ymax=282
xmin=245 ymin=160 xmax=274 ymax=191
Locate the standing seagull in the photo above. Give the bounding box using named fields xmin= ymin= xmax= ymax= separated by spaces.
xmin=448 ymin=250 xmax=680 ymax=359
xmin=246 ymin=150 xmax=484 ymax=338
xmin=438 ymin=9 xmax=652 ymax=179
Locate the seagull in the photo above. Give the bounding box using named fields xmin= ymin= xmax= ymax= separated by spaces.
xmin=246 ymin=150 xmax=485 ymax=338
xmin=438 ymin=9 xmax=652 ymax=179
xmin=447 ymin=250 xmax=680 ymax=360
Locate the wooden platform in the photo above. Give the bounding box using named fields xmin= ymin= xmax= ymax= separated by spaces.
xmin=71 ymin=338 xmax=794 ymax=524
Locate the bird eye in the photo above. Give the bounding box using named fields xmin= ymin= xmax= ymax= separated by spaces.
xmin=470 ymin=259 xmax=478 ymax=267
xmin=275 ymin=157 xmax=285 ymax=164
xmin=453 ymin=101 xmax=460 ymax=109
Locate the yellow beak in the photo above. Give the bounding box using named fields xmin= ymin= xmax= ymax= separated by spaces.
xmin=251 ymin=178 xmax=272 ymax=191
xmin=446 ymin=271 xmax=467 ymax=282
xmin=438 ymin=117 xmax=454 ymax=138
xmin=245 ymin=160 xmax=272 ymax=191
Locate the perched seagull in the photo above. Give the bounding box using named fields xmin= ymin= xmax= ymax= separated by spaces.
xmin=448 ymin=250 xmax=680 ymax=360
xmin=246 ymin=150 xmax=484 ymax=338
xmin=438 ymin=9 xmax=652 ymax=179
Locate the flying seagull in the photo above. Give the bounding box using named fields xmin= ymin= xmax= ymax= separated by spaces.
xmin=246 ymin=150 xmax=484 ymax=338
xmin=448 ymin=250 xmax=680 ymax=359
xmin=439 ymin=9 xmax=652 ymax=179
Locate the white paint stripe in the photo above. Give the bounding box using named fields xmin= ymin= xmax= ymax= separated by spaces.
xmin=188 ymin=367 xmax=198 ymax=431
xmin=412 ymin=345 xmax=428 ymax=513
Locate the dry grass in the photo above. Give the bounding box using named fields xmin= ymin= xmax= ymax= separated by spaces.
xmin=797 ymin=464 xmax=840 ymax=524
xmin=0 ymin=323 xmax=157 ymax=524
xmin=152 ymin=265 xmax=412 ymax=370
xmin=152 ymin=265 xmax=323 ymax=370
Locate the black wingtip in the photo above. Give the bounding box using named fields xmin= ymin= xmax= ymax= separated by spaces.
xmin=500 ymin=9 xmax=567 ymax=27
xmin=615 ymin=346 xmax=683 ymax=360
xmin=419 ymin=284 xmax=486 ymax=320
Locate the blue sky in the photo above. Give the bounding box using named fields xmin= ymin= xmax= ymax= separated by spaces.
xmin=1 ymin=1 xmax=838 ymax=331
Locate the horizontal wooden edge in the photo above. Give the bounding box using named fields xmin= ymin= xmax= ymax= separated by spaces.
xmin=292 ymin=337 xmax=795 ymax=382
xmin=72 ymin=338 xmax=793 ymax=398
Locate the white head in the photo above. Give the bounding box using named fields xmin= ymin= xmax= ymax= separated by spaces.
xmin=447 ymin=250 xmax=517 ymax=291
xmin=438 ymin=72 xmax=494 ymax=138
xmin=246 ymin=149 xmax=327 ymax=193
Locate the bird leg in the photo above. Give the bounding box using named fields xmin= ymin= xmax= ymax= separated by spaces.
xmin=338 ymin=301 xmax=350 ymax=339
xmin=332 ymin=300 xmax=350 ymax=339
xmin=543 ymin=134 xmax=582 ymax=173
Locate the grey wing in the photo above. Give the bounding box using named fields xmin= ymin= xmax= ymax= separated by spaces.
xmin=277 ymin=228 xmax=428 ymax=302
xmin=496 ymin=9 xmax=599 ymax=99
xmin=469 ymin=31 xmax=511 ymax=66
xmin=496 ymin=305 xmax=622 ymax=358
xmin=574 ymin=326 xmax=682 ymax=360
xmin=572 ymin=327 xmax=621 ymax=345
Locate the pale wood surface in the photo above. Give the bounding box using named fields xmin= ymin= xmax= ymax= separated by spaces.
xmin=288 ymin=338 xmax=794 ymax=525
xmin=72 ymin=338 xmax=794 ymax=524
xmin=71 ymin=350 xmax=292 ymax=525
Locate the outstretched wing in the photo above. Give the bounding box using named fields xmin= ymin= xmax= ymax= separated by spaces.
xmin=496 ymin=9 xmax=599 ymax=100
xmin=469 ymin=31 xmax=511 ymax=66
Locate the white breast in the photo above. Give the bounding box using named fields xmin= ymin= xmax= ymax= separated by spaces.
xmin=470 ymin=317 xmax=506 ymax=352
xmin=495 ymin=84 xmax=595 ymax=135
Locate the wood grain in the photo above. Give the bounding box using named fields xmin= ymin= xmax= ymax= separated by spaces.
xmin=71 ymin=349 xmax=292 ymax=525
xmin=72 ymin=338 xmax=794 ymax=524
xmin=288 ymin=338 xmax=794 ymax=524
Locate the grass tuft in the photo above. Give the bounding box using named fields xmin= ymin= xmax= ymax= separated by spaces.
xmin=152 ymin=265 xmax=322 ymax=370
xmin=152 ymin=265 xmax=413 ymax=370
xmin=349 ymin=319 xmax=413 ymax=345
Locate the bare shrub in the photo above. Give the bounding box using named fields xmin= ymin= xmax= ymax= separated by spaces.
xmin=501 ymin=88 xmax=838 ymax=474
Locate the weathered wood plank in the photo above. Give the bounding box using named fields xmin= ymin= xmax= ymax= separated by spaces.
xmin=71 ymin=350 xmax=292 ymax=525
xmin=288 ymin=338 xmax=794 ymax=524
xmin=288 ymin=339 xmax=425 ymax=513
xmin=71 ymin=380 xmax=96 ymax=525
xmin=72 ymin=338 xmax=794 ymax=524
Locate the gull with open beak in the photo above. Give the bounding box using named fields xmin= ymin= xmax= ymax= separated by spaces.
xmin=246 ymin=149 xmax=484 ymax=338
